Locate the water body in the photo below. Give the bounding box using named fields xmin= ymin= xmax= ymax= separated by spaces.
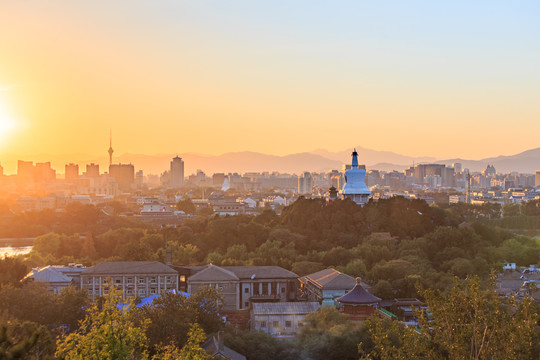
xmin=0 ymin=246 xmax=32 ymax=259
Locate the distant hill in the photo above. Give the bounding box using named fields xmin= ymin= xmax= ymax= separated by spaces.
xmin=311 ymin=147 xmax=435 ymax=167
xmin=437 ymin=147 xmax=540 ymax=173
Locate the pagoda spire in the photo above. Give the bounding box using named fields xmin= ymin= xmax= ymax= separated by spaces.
xmin=108 ymin=129 xmax=114 ymax=166
xmin=351 ymin=148 xmax=359 ymax=169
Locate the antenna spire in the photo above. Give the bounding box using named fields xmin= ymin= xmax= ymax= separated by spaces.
xmin=108 ymin=129 xmax=114 ymax=166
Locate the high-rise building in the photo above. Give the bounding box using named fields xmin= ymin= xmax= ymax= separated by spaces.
xmin=536 ymin=170 xmax=540 ymax=188
xmin=452 ymin=163 xmax=462 ymax=173
xmin=169 ymin=156 xmax=184 ymax=187
xmin=65 ymin=163 xmax=79 ymax=182
xmin=17 ymin=160 xmax=34 ymax=180
xmin=298 ymin=171 xmax=313 ymax=195
xmin=85 ymin=163 xmax=100 ymax=178
xmin=109 ymin=164 xmax=135 ymax=190
xmin=35 ymin=162 xmax=56 ymax=182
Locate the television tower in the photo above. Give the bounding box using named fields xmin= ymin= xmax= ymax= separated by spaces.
xmin=108 ymin=130 xmax=114 ymax=166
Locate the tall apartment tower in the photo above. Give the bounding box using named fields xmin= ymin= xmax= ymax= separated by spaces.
xmin=65 ymin=163 xmax=79 ymax=181
xmin=85 ymin=163 xmax=100 ymax=178
xmin=298 ymin=171 xmax=313 ymax=195
xmin=536 ymin=170 xmax=540 ymax=188
xmin=170 ymin=156 xmax=184 ymax=188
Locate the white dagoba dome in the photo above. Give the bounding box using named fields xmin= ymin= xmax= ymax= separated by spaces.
xmin=342 ymin=149 xmax=370 ymax=206
xmin=221 ymin=177 xmax=230 ymax=191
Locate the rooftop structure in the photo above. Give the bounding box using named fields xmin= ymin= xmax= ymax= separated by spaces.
xmin=336 ymin=277 xmax=381 ymax=321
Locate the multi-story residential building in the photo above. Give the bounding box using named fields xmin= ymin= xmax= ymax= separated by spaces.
xmin=298 ymin=171 xmax=313 ymax=195
xmin=109 ymin=163 xmax=135 ymax=191
xmin=80 ymin=261 xmax=179 ymax=300
xmin=184 ymin=264 xmax=299 ymax=311
xmin=170 ymin=156 xmax=185 ymax=188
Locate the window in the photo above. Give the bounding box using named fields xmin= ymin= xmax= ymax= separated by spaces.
xmin=126 ymin=277 xmax=133 ymax=284
xmin=285 ymin=321 xmax=291 ymax=328
xmin=150 ymin=289 xmax=157 ymax=295
xmin=281 ymin=287 xmax=285 ymax=293
xmin=244 ymin=288 xmax=249 ymax=294
xmin=150 ymin=277 xmax=156 ymax=284
xmin=273 ymin=321 xmax=279 ymax=327
xmin=180 ymin=275 xmax=186 ymax=282
xmin=138 ymin=278 xmax=145 ymax=284
xmin=260 ymin=321 xmax=266 ymax=328
xmin=87 ymin=289 xmax=93 ymax=295
xmin=298 ymin=321 xmax=304 ymax=327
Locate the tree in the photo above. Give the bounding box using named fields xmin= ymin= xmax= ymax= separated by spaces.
xmin=55 ymin=292 xmax=149 ymax=360
xmin=176 ymin=199 xmax=196 ymax=215
xmin=0 ymin=319 xmax=55 ymax=360
xmin=420 ymin=275 xmax=539 ymax=359
xmin=0 ymin=257 xmax=27 ymax=288
xmin=300 ymin=307 xmax=369 ymax=360
xmin=176 ymin=323 xmax=212 ymax=360
xmin=360 ymin=317 xmax=438 ymax=360
xmin=363 ymin=275 xmax=540 ymax=360
xmin=135 ymin=288 xmax=223 ymax=351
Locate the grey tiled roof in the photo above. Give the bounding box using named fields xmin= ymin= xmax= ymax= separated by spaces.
xmin=188 ymin=264 xmax=239 ymax=282
xmin=25 ymin=266 xmax=72 ymax=283
xmin=81 ymin=261 xmax=178 ymax=275
xmin=252 ymin=301 xmax=320 ymax=315
xmin=300 ymin=268 xmax=357 ymax=290
xmin=222 ymin=266 xmax=298 ymax=280
xmin=202 ymin=337 xmax=246 ymax=360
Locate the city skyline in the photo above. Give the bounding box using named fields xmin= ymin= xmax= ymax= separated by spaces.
xmin=1 ymin=1 xmax=539 ymax=160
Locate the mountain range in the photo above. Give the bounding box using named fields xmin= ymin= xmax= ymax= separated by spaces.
xmin=1 ymin=147 xmax=539 ymax=176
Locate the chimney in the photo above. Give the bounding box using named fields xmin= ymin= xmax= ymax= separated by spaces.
xmin=166 ymin=246 xmax=172 ymax=266
xmin=217 ymin=331 xmax=224 ymax=351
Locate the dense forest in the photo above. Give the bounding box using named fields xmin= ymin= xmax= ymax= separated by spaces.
xmin=6 ymin=197 xmax=540 ymax=298
xmin=1 ymin=197 xmax=539 ymax=358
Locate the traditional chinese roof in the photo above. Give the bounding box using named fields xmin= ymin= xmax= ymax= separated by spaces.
xmin=336 ymin=278 xmax=381 ymax=305
xmin=300 ymin=268 xmax=370 ymax=290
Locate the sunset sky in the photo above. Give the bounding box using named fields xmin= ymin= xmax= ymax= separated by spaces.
xmin=1 ymin=1 xmax=539 ymax=169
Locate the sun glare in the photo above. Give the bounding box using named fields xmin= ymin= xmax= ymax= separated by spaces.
xmin=0 ymin=101 xmax=18 ymax=148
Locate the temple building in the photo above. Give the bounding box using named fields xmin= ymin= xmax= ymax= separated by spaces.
xmin=336 ymin=277 xmax=381 ymax=321
xmin=341 ymin=149 xmax=371 ymax=206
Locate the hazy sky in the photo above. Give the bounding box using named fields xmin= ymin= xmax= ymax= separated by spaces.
xmin=0 ymin=1 xmax=539 ymax=160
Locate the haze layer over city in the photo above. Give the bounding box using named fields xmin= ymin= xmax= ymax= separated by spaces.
xmin=0 ymin=2 xmax=539 ymax=360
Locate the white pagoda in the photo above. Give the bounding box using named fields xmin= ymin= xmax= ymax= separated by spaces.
xmin=342 ymin=149 xmax=370 ymax=206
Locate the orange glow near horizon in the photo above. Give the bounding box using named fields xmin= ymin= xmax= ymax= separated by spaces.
xmin=0 ymin=1 xmax=539 ymax=165
xmin=0 ymin=99 xmax=19 ymax=151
